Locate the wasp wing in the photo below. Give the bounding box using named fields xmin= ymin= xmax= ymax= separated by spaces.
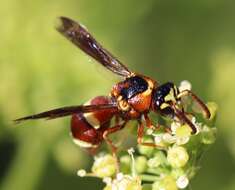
xmin=56 ymin=16 xmax=132 ymax=77
xmin=14 ymin=103 xmax=118 ymax=123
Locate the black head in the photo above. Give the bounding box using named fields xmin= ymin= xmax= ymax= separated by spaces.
xmin=151 ymin=82 xmax=208 ymax=134
xmin=151 ymin=82 xmax=179 ymax=118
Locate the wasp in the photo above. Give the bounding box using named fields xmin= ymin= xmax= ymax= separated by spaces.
xmin=15 ymin=17 xmax=211 ymax=154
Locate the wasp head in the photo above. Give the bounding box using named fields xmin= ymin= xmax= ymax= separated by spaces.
xmin=151 ymin=82 xmax=179 ymax=118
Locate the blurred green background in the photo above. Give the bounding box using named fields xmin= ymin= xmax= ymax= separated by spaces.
xmin=1 ymin=0 xmax=235 ymax=190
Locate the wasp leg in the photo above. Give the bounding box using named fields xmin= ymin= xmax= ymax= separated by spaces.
xmin=103 ymin=121 xmax=127 ymax=172
xmin=137 ymin=120 xmax=165 ymax=149
xmin=174 ymin=108 xmax=197 ymax=134
xmin=164 ymin=127 xmax=172 ymax=134
xmin=177 ymin=90 xmax=211 ymax=119
xmin=170 ymin=102 xmax=197 ymax=134
xmin=143 ymin=114 xmax=155 ymax=130
xmin=144 ymin=114 xmax=165 ymax=133
xmin=103 ymin=121 xmax=127 ymax=153
xmin=87 ymin=147 xmax=99 ymax=156
xmin=115 ymin=115 xmax=120 ymax=125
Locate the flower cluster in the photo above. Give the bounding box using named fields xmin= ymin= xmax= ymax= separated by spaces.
xmin=77 ymin=81 xmax=217 ymax=190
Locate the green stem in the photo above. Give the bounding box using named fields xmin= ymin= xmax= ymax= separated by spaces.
xmin=141 ymin=174 xmax=160 ymax=182
xmin=147 ymin=167 xmax=170 ymax=175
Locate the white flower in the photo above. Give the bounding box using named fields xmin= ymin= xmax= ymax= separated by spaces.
xmin=171 ymin=121 xmax=181 ymax=134
xmin=201 ymin=125 xmax=217 ymax=144
xmin=176 ymin=175 xmax=189 ymax=189
xmin=167 ymin=146 xmax=189 ymax=168
xmin=153 ymin=134 xmax=164 ymax=146
xmin=152 ymin=175 xmax=178 ymax=190
xmin=147 ymin=157 xmax=161 ymax=168
xmin=77 ymin=169 xmax=87 ymax=177
xmin=152 ymin=121 xmax=191 ymax=146
xmin=146 ymin=128 xmax=154 ymax=135
xmin=162 ymin=133 xmax=177 ymax=144
xmin=162 ymin=121 xmax=191 ymax=145
xmin=178 ymin=80 xmax=192 ymax=92
xmin=103 ymin=173 xmax=142 ymax=190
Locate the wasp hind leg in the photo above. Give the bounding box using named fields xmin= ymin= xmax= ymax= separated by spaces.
xmin=103 ymin=121 xmax=127 ymax=172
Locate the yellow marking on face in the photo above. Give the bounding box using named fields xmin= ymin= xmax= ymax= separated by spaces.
xmin=174 ymin=85 xmax=178 ymax=95
xmin=160 ymin=102 xmax=170 ymax=110
xmin=164 ymin=88 xmax=176 ymax=102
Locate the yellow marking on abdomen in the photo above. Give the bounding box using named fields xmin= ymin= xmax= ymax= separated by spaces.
xmin=73 ymin=138 xmax=98 ymax=148
xmin=83 ymin=112 xmax=100 ymax=129
xmin=83 ymin=99 xmax=101 ymax=129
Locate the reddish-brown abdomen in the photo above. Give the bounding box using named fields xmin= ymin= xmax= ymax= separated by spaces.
xmin=71 ymin=113 xmax=107 ymax=147
xmin=70 ymin=96 xmax=117 ymax=148
xmin=89 ymin=96 xmax=117 ymax=123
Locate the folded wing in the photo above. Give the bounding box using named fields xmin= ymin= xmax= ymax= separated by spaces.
xmin=14 ymin=103 xmax=118 ymax=122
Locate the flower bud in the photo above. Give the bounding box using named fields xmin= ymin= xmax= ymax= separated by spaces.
xmin=147 ymin=157 xmax=161 ymax=169
xmin=167 ymin=146 xmax=189 ymax=168
xmin=148 ymin=151 xmax=167 ymax=168
xmin=77 ymin=169 xmax=87 ymax=177
xmin=92 ymin=154 xmax=117 ymax=178
xmin=175 ymin=124 xmax=191 ymax=138
xmin=201 ymin=126 xmax=217 ymax=144
xmin=171 ymin=168 xmax=184 ymax=179
xmin=152 ymin=176 xmax=178 ymax=190
xmin=162 ymin=133 xmax=176 ymax=144
xmin=137 ymin=137 xmax=154 ymax=157
xmin=176 ymin=175 xmax=189 ymax=189
xmin=175 ymin=124 xmax=191 ymax=145
xmin=135 ymin=156 xmax=148 ymax=174
xmin=206 ymin=102 xmax=218 ymax=121
xmin=120 ymin=155 xmax=131 ymax=174
xmin=154 ymin=134 xmax=168 ymax=147
xmin=179 ymin=80 xmax=192 ymax=92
